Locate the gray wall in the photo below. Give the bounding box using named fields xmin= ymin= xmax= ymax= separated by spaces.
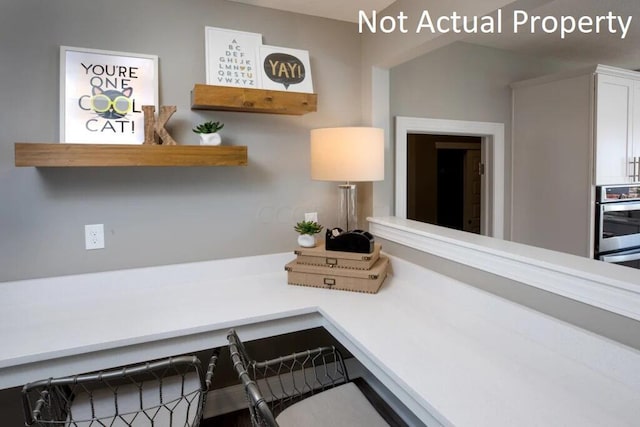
xmin=389 ymin=41 xmax=578 ymax=237
xmin=0 ymin=0 xmax=362 ymax=281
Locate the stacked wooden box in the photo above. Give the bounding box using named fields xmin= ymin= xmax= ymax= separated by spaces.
xmin=285 ymin=241 xmax=389 ymax=294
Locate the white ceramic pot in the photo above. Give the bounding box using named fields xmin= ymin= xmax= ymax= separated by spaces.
xmin=199 ymin=133 xmax=221 ymax=146
xmin=297 ymin=234 xmax=316 ymax=248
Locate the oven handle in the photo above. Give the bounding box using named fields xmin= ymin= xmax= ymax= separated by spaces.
xmin=600 ymin=201 xmax=640 ymax=212
xmin=600 ymin=249 xmax=640 ymax=263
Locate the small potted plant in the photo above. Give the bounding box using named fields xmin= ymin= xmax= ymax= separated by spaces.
xmin=294 ymin=220 xmax=323 ymax=248
xmin=193 ymin=120 xmax=224 ymax=145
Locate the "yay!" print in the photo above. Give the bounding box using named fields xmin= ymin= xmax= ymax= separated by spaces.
xmin=263 ymin=53 xmax=305 ymax=90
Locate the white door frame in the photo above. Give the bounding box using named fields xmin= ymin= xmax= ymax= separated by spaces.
xmin=395 ymin=116 xmax=505 ymax=239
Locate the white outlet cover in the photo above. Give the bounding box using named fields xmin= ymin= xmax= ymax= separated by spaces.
xmin=305 ymin=212 xmax=318 ymax=222
xmin=85 ymin=224 xmax=105 ymax=250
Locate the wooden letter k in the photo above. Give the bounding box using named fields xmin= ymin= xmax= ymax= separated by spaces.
xmin=143 ymin=105 xmax=177 ymax=145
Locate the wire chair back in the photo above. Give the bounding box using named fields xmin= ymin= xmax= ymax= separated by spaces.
xmin=22 ymin=352 xmax=219 ymax=427
xmin=227 ymin=329 xmax=348 ymax=427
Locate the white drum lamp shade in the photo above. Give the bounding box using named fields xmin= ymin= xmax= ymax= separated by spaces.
xmin=310 ymin=127 xmax=384 ymax=182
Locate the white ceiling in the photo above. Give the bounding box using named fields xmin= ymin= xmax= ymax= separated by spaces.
xmin=227 ymin=0 xmax=396 ymax=23
xmin=228 ymin=0 xmax=640 ymax=69
xmin=467 ymin=0 xmax=640 ymax=69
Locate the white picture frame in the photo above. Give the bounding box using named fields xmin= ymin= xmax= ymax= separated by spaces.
xmin=205 ymin=27 xmax=262 ymax=88
xmin=259 ymin=45 xmax=313 ymax=93
xmin=60 ymin=46 xmax=158 ymax=144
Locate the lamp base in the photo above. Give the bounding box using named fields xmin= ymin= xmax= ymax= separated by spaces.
xmin=338 ymin=183 xmax=357 ymax=231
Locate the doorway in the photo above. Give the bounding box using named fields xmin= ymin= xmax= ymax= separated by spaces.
xmin=395 ymin=116 xmax=505 ymax=239
xmin=407 ymin=134 xmax=482 ymax=234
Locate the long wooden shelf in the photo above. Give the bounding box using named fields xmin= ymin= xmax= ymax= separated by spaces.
xmin=191 ymin=84 xmax=317 ymax=115
xmin=14 ymin=143 xmax=248 ymax=167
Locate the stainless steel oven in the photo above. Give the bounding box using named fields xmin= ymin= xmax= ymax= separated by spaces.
xmin=595 ymin=184 xmax=640 ymax=269
xmin=598 ymin=248 xmax=640 ymax=269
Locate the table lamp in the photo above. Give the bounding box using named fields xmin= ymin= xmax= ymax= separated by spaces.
xmin=310 ymin=127 xmax=384 ymax=231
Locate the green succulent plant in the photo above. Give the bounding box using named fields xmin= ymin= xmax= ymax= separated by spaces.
xmin=294 ymin=220 xmax=323 ymax=235
xmin=192 ymin=120 xmax=224 ymax=134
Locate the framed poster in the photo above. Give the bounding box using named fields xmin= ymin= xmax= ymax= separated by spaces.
xmin=205 ymin=27 xmax=262 ymax=88
xmin=259 ymin=45 xmax=313 ymax=93
xmin=60 ymin=46 xmax=158 ymax=144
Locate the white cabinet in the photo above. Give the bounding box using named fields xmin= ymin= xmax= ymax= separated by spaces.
xmin=595 ymin=74 xmax=636 ymax=185
xmin=511 ymin=65 xmax=640 ymax=258
xmin=634 ymin=82 xmax=640 ymax=181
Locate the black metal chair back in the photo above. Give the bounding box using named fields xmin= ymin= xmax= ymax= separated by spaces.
xmin=22 ymin=352 xmax=219 ymax=427
xmin=227 ymin=329 xmax=348 ymax=427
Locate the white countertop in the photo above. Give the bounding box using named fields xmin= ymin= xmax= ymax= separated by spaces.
xmin=2 ymin=251 xmax=640 ymax=426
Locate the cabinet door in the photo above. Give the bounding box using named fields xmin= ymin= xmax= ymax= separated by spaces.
xmin=633 ymin=81 xmax=640 ymax=181
xmin=595 ymin=73 xmax=634 ymax=185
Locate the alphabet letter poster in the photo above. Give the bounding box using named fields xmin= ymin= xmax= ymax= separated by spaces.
xmin=60 ymin=46 xmax=158 ymax=144
xmin=205 ymin=27 xmax=262 ymax=88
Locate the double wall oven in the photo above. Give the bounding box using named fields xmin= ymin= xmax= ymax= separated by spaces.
xmin=595 ymin=184 xmax=640 ymax=269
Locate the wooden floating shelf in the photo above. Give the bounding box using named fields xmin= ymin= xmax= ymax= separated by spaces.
xmin=14 ymin=143 xmax=248 ymax=167
xmin=191 ymin=84 xmax=317 ymax=115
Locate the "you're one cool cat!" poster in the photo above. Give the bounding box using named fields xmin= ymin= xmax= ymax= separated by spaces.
xmin=61 ymin=46 xmax=158 ymax=144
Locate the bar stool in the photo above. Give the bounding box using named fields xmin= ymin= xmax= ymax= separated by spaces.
xmin=227 ymin=329 xmax=389 ymax=427
xmin=21 ymin=350 xmax=219 ymax=427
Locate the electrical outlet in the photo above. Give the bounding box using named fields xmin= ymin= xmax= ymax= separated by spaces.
xmin=305 ymin=212 xmax=318 ymax=222
xmin=85 ymin=224 xmax=105 ymax=250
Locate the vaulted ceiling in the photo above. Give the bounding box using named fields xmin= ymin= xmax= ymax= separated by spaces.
xmin=228 ymin=0 xmax=640 ymax=69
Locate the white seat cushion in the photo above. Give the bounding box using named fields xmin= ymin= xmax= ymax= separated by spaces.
xmin=275 ymin=382 xmax=390 ymax=427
